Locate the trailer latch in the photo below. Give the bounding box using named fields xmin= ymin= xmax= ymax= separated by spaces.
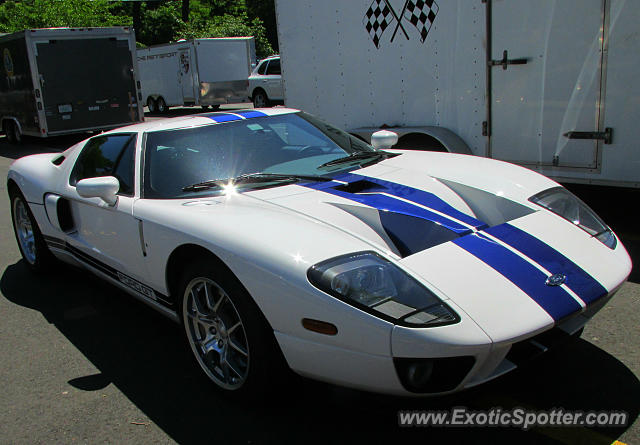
xmin=563 ymin=127 xmax=613 ymax=144
xmin=489 ymin=50 xmax=528 ymax=70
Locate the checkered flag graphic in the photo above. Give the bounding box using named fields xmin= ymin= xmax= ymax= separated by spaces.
xmin=403 ymin=0 xmax=439 ymax=42
xmin=363 ymin=0 xmax=396 ymax=48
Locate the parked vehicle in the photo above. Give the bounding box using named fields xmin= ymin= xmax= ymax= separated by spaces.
xmin=137 ymin=37 xmax=256 ymax=112
xmin=248 ymin=55 xmax=284 ymax=107
xmin=0 ymin=27 xmax=143 ymax=142
xmin=275 ymin=0 xmax=640 ymax=188
xmin=8 ymin=108 xmax=630 ymax=395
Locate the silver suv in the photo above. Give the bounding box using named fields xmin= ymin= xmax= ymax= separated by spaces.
xmin=248 ymin=55 xmax=284 ymax=108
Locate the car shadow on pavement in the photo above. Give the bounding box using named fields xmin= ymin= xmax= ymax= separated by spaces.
xmin=1 ymin=260 xmax=638 ymax=444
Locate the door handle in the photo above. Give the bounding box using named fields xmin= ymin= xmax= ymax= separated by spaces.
xmin=563 ymin=127 xmax=613 ymax=144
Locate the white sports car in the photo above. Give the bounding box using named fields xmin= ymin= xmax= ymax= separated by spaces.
xmin=8 ymin=108 xmax=632 ymax=396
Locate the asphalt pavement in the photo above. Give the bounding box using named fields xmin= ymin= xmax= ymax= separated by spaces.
xmin=0 ymin=108 xmax=638 ymax=444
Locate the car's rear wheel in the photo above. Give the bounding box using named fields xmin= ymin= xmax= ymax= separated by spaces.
xmin=252 ymin=90 xmax=269 ymax=108
xmin=10 ymin=189 xmax=54 ymax=272
xmin=179 ymin=260 xmax=280 ymax=394
xmin=156 ymin=97 xmax=168 ymax=113
xmin=147 ymin=97 xmax=157 ymax=113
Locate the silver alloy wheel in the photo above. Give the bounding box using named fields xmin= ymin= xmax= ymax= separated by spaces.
xmin=253 ymin=91 xmax=267 ymax=108
xmin=183 ymin=277 xmax=250 ymax=390
xmin=13 ymin=197 xmax=36 ymax=264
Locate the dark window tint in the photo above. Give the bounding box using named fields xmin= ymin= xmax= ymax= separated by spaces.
xmin=257 ymin=60 xmax=268 ymax=75
xmin=266 ymin=58 xmax=281 ymax=75
xmin=70 ymin=134 xmax=136 ymax=195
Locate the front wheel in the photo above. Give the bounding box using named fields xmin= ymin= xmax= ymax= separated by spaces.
xmin=180 ymin=260 xmax=281 ymax=394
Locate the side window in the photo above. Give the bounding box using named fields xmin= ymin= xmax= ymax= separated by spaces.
xmin=266 ymin=58 xmax=281 ymax=75
xmin=70 ymin=134 xmax=137 ymax=196
xmin=257 ymin=60 xmax=268 ymax=75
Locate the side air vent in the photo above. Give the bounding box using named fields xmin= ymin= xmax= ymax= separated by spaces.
xmin=333 ymin=180 xmax=384 ymax=194
xmin=52 ymin=155 xmax=65 ymax=165
xmin=57 ymin=198 xmax=74 ymax=232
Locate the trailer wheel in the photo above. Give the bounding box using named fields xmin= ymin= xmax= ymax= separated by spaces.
xmin=156 ymin=97 xmax=168 ymax=113
xmin=4 ymin=121 xmax=21 ymax=144
xmin=147 ymin=97 xmax=157 ymax=113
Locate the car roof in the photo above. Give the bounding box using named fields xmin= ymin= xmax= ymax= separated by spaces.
xmin=103 ymin=107 xmax=299 ymax=134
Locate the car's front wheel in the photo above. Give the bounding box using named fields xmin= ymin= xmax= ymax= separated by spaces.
xmin=179 ymin=260 xmax=280 ymax=394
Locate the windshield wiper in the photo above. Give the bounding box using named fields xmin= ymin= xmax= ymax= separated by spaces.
xmin=181 ymin=172 xmax=331 ymax=192
xmin=317 ymin=151 xmax=390 ymax=169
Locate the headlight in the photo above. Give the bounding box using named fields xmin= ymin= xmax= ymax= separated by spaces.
xmin=529 ymin=187 xmax=616 ymax=249
xmin=307 ymin=252 xmax=459 ymax=327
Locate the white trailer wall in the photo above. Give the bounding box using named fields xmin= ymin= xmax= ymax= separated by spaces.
xmin=276 ymin=0 xmax=486 ymax=155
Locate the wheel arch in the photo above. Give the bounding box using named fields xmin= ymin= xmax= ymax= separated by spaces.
xmin=252 ymin=87 xmax=267 ymax=99
xmin=2 ymin=116 xmax=22 ymax=135
xmin=165 ymin=243 xmax=273 ymax=328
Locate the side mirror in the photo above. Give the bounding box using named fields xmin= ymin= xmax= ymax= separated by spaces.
xmin=76 ymin=176 xmax=119 ymax=206
xmin=371 ymin=130 xmax=399 ymax=150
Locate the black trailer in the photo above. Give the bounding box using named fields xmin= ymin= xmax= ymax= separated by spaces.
xmin=0 ymin=27 xmax=143 ymax=142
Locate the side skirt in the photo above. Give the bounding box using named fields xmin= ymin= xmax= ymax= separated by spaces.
xmin=44 ymin=235 xmax=180 ymax=323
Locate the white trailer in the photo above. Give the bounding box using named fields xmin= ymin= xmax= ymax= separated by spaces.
xmin=0 ymin=27 xmax=143 ymax=141
xmin=275 ymin=0 xmax=640 ymax=188
xmin=137 ymin=37 xmax=256 ymax=112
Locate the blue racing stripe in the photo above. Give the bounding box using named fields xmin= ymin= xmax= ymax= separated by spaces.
xmin=235 ymin=110 xmax=267 ymax=118
xmin=453 ymin=233 xmax=582 ymax=321
xmin=207 ymin=113 xmax=242 ymax=123
xmin=303 ymin=178 xmax=473 ymax=234
xmin=351 ymin=174 xmax=487 ymax=230
xmin=484 ymin=224 xmax=607 ymax=305
xmin=307 ymin=172 xmax=486 ymax=229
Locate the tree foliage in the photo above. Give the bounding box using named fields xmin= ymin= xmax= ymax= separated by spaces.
xmin=0 ymin=0 xmax=277 ymax=58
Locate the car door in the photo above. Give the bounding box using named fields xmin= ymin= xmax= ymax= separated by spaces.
xmin=265 ymin=58 xmax=283 ymax=100
xmin=64 ymin=133 xmax=148 ymax=284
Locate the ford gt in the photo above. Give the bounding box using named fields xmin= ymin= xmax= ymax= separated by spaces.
xmin=7 ymin=108 xmax=632 ymax=396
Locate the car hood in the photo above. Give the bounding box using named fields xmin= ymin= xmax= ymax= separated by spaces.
xmin=243 ymin=152 xmax=631 ymax=342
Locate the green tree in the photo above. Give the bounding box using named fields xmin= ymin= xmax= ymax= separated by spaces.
xmin=0 ymin=0 xmax=131 ymax=32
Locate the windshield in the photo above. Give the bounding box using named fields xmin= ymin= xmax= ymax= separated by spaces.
xmin=143 ymin=112 xmax=382 ymax=198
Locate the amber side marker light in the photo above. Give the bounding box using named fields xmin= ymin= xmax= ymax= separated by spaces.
xmin=302 ymin=318 xmax=338 ymax=336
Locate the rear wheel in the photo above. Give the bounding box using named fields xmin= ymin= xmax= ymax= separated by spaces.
xmin=179 ymin=259 xmax=281 ymax=395
xmin=10 ymin=189 xmax=54 ymax=272
xmin=156 ymin=97 xmax=168 ymax=113
xmin=147 ymin=97 xmax=157 ymax=113
xmin=252 ymin=90 xmax=269 ymax=108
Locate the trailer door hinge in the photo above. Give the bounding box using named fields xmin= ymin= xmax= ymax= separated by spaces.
xmin=489 ymin=50 xmax=528 ymax=70
xmin=563 ymin=127 xmax=613 ymax=144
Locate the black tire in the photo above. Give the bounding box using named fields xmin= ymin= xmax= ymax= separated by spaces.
xmin=252 ymin=90 xmax=270 ymax=108
xmin=156 ymin=97 xmax=168 ymax=113
xmin=9 ymin=188 xmax=55 ymax=272
xmin=147 ymin=97 xmax=157 ymax=113
xmin=179 ymin=259 xmax=283 ymax=396
xmin=4 ymin=120 xmax=21 ymax=144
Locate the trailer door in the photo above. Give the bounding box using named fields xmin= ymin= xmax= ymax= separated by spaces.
xmin=35 ymin=37 xmax=139 ymax=133
xmin=179 ymin=49 xmax=195 ymax=102
xmin=489 ymin=0 xmax=607 ymax=169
